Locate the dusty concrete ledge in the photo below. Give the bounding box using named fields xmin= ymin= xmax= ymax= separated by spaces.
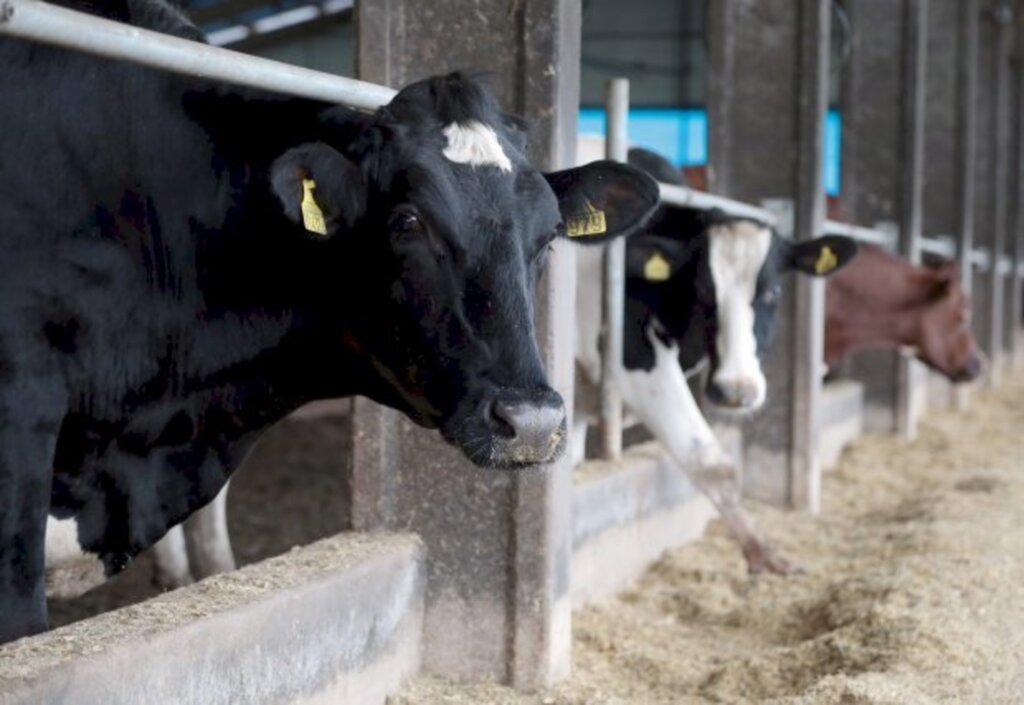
xmin=819 ymin=380 xmax=864 ymax=471
xmin=1 ymin=533 xmax=423 ymax=705
xmin=572 ymin=442 xmax=716 ymax=606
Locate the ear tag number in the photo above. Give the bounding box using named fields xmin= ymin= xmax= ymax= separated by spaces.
xmin=644 ymin=251 xmax=671 ymax=282
xmin=566 ymin=200 xmax=608 ymax=238
xmin=814 ymin=245 xmax=838 ymax=275
xmin=301 ymin=178 xmax=328 ymax=236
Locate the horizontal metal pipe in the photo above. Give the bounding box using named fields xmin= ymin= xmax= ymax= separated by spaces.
xmin=657 ymin=182 xmax=778 ymax=226
xmin=0 ymin=0 xmax=396 ymax=110
xmin=919 ymin=236 xmax=957 ymax=258
xmin=823 ymin=220 xmax=897 ymax=249
xmin=970 ymin=248 xmax=991 ymax=271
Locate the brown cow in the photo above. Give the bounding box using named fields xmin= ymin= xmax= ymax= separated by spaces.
xmin=825 ymin=243 xmax=983 ymax=382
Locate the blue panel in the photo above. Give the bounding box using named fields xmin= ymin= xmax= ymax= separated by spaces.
xmin=578 ymin=108 xmax=707 ymax=167
xmin=824 ymin=109 xmax=842 ymax=196
xmin=580 ymin=107 xmax=842 ymax=195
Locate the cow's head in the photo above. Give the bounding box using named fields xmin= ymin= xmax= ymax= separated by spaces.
xmin=626 ymin=213 xmax=857 ymax=413
xmin=269 ymin=73 xmax=658 ymax=468
xmin=915 ymin=264 xmax=984 ymax=382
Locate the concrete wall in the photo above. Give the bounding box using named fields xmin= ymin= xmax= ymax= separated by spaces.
xmin=1 ymin=534 xmax=424 ymax=705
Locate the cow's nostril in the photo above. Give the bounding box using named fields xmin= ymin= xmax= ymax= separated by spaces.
xmin=491 ymin=398 xmax=565 ymax=453
xmin=486 ymin=399 xmax=517 ymax=438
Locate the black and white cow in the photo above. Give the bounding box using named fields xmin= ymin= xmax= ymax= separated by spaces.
xmin=575 ymin=141 xmax=858 ymax=572
xmin=0 ymin=0 xmax=659 ymax=642
xmin=150 ymin=144 xmax=861 ymax=586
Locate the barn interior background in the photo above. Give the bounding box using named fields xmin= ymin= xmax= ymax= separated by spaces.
xmin=1 ymin=0 xmax=1022 ymax=703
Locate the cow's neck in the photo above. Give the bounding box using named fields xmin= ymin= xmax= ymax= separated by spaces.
xmin=174 ymin=89 xmax=373 ymax=409
xmin=825 ymin=307 xmax=921 ymax=363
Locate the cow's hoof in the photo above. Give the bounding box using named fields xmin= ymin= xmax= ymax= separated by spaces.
xmin=743 ymin=543 xmax=803 ymax=576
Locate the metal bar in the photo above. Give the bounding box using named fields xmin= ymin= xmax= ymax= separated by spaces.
xmin=895 ymin=0 xmax=928 ymax=440
xmin=1012 ymin=16 xmax=1024 ymax=365
xmin=970 ymin=247 xmax=991 ymax=270
xmin=900 ymin=0 xmax=928 ymax=266
xmin=823 ymin=220 xmax=898 ymax=248
xmin=956 ymin=0 xmax=980 ymax=293
xmin=0 ymin=0 xmax=396 ymax=110
xmin=206 ymin=0 xmax=354 ymax=48
xmin=788 ymin=0 xmax=831 ymax=513
xmin=920 ymin=236 xmax=958 ymax=258
xmin=657 ymin=183 xmax=779 ymax=225
xmin=987 ymin=2 xmax=1013 ymax=380
xmin=598 ymin=79 xmax=628 ymax=462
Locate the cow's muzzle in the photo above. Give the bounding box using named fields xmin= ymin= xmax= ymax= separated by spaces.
xmin=448 ymin=387 xmax=567 ymax=469
xmin=706 ymin=377 xmax=766 ymax=412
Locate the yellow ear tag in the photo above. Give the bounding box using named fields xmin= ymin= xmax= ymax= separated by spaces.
xmin=644 ymin=251 xmax=671 ymax=282
xmin=814 ymin=245 xmax=838 ymax=275
xmin=566 ymin=199 xmax=608 ymax=238
xmin=300 ymin=178 xmax=328 ymax=236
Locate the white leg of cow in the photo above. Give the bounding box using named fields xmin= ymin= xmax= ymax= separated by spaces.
xmin=150 ymin=524 xmax=194 ymax=589
xmin=571 ymin=419 xmax=589 ymax=467
xmin=183 ymin=482 xmax=236 ymax=579
xmin=618 ymin=332 xmax=799 ymax=574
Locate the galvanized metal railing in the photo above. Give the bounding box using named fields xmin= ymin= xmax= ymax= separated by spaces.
xmin=823 ymin=220 xmax=897 ymax=249
xmin=0 ymin=0 xmax=396 ymax=109
xmin=658 ymin=183 xmax=779 ymax=225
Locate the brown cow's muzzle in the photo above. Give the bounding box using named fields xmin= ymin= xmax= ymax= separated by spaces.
xmin=952 ymin=352 xmax=985 ymax=383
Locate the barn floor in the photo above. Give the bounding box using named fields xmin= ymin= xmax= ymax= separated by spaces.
xmin=395 ymin=372 xmax=1024 ymax=704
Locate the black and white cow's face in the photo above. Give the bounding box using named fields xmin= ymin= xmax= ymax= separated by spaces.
xmin=270 ymin=74 xmax=659 ymax=469
xmin=628 ymin=216 xmax=857 ymax=413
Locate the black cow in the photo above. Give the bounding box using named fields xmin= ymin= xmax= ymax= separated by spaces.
xmin=0 ymin=0 xmax=659 ymax=642
xmin=575 ymin=147 xmax=857 ymax=572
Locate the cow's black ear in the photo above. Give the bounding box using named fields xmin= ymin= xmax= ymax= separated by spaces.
xmin=624 ymin=235 xmax=692 ymax=283
xmin=787 ymin=235 xmax=859 ymax=276
xmin=545 ymin=160 xmax=660 ymax=244
xmin=270 ymin=142 xmax=366 ymax=239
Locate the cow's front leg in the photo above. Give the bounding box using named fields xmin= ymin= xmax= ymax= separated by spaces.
xmin=688 ymin=452 xmax=801 ymax=575
xmin=617 ymin=336 xmax=800 ymax=575
xmin=182 ymin=482 xmax=235 ymax=579
xmin=0 ymin=385 xmax=65 ymax=642
xmin=151 ymin=525 xmax=194 ymax=589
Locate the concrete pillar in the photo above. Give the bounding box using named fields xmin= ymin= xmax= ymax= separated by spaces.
xmin=985 ymin=1 xmax=1014 ymax=382
xmin=836 ymin=0 xmax=928 ymax=438
xmin=957 ymin=0 xmax=981 ymax=407
xmin=351 ymin=0 xmax=579 ymax=689
xmin=921 ymin=0 xmax=972 ymax=406
xmin=897 ymin=0 xmax=929 ymax=437
xmin=972 ymin=2 xmax=999 ymax=375
xmin=1007 ymin=13 xmax=1024 ymax=367
xmin=708 ymin=0 xmax=830 ymax=512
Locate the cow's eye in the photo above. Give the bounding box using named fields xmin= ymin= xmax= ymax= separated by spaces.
xmin=389 ymin=210 xmax=425 ymax=235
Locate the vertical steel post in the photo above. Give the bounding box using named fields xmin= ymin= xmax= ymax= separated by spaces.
xmin=896 ymin=0 xmax=929 ymax=439
xmin=958 ymin=0 xmax=980 ymax=294
xmin=953 ymin=0 xmax=980 ymax=409
xmin=987 ymin=1 xmax=1013 ymax=383
xmin=1012 ymin=15 xmax=1024 ymax=367
xmin=599 ymin=79 xmax=628 ymax=461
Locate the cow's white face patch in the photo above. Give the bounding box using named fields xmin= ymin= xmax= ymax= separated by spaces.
xmin=707 ymin=220 xmax=772 ymax=409
xmin=442 ymin=120 xmax=513 ymax=172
